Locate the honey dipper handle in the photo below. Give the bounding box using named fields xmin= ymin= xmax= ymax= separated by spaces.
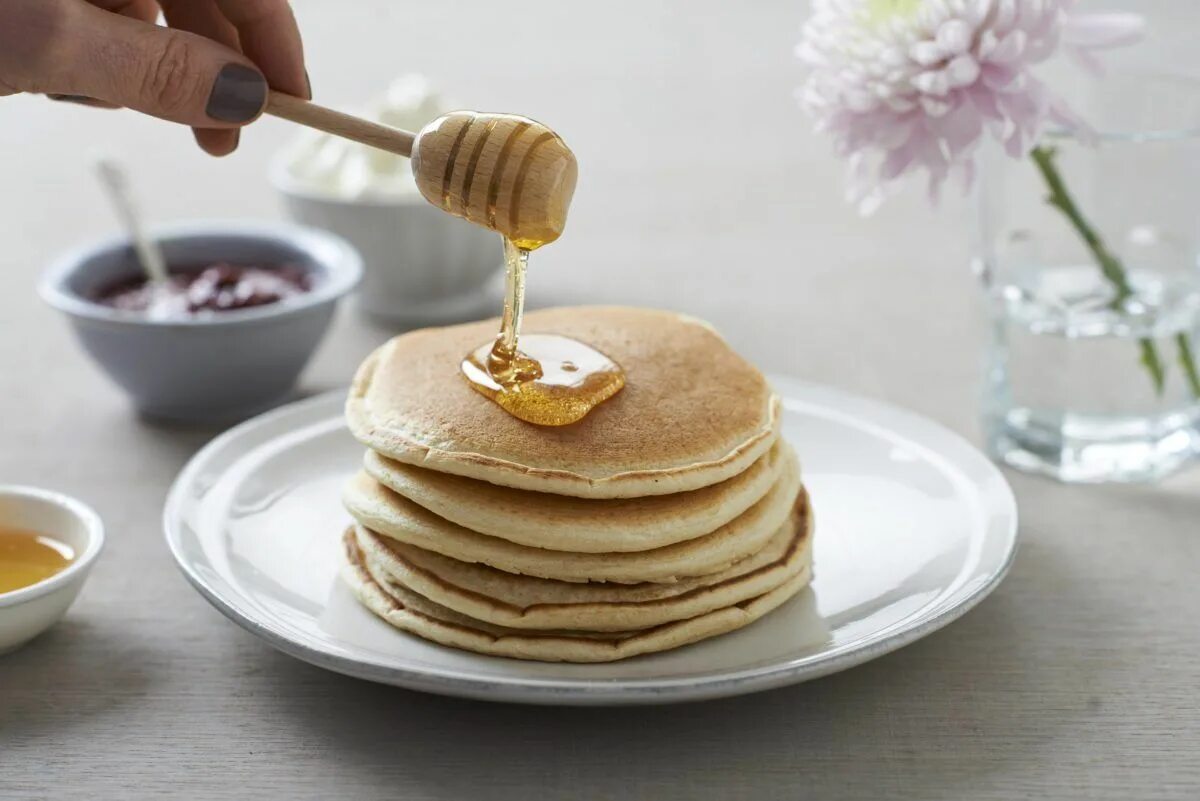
xmin=264 ymin=91 xmax=416 ymax=158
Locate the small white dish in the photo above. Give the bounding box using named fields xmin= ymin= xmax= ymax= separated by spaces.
xmin=0 ymin=486 xmax=105 ymax=654
xmin=164 ymin=378 xmax=1018 ymax=705
xmin=271 ymin=160 xmax=501 ymax=326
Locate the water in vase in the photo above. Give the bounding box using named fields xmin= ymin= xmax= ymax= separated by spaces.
xmin=986 ymin=260 xmax=1200 ymax=482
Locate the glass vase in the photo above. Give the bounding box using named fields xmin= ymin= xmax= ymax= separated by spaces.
xmin=974 ymin=75 xmax=1200 ymax=483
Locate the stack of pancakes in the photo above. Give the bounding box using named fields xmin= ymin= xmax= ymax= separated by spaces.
xmin=341 ymin=307 xmax=813 ymax=662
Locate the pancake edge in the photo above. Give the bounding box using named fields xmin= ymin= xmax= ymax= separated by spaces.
xmin=353 ymin=488 xmax=812 ymax=632
xmin=342 ymin=532 xmax=813 ymax=663
xmin=342 ymin=447 xmax=803 ymax=584
xmin=361 ymin=439 xmax=791 ymax=553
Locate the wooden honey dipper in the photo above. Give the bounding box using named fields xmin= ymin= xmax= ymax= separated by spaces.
xmin=266 ymin=92 xmax=577 ymax=248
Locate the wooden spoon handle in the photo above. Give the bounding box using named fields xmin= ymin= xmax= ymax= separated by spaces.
xmin=264 ymin=91 xmax=416 ymax=158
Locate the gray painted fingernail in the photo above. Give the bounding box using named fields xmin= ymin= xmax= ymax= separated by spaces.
xmin=206 ymin=64 xmax=267 ymax=123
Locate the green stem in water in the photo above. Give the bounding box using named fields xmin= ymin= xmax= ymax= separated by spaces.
xmin=1028 ymin=145 xmax=1200 ymax=399
xmin=1177 ymin=332 xmax=1200 ymax=398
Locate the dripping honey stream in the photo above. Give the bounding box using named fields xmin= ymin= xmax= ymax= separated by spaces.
xmin=461 ymin=238 xmax=625 ymax=426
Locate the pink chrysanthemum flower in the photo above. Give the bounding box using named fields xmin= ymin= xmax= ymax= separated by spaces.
xmin=797 ymin=0 xmax=1143 ymax=210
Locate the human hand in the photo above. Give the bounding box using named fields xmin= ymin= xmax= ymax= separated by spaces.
xmin=0 ymin=0 xmax=309 ymax=156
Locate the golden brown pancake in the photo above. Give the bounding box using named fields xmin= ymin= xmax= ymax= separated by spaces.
xmin=353 ymin=486 xmax=812 ymax=632
xmin=346 ymin=307 xmax=780 ymax=498
xmin=361 ymin=440 xmax=790 ymax=553
xmin=342 ymin=530 xmax=812 ymax=663
xmin=342 ymin=444 xmax=802 ymax=584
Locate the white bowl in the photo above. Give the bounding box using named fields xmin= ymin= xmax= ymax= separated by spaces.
xmin=0 ymin=486 xmax=105 ymax=654
xmin=270 ymin=157 xmax=501 ymax=327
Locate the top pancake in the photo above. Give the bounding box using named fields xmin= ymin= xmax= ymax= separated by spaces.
xmin=347 ymin=306 xmax=780 ymax=498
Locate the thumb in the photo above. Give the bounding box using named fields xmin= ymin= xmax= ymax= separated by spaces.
xmin=55 ymin=0 xmax=268 ymax=127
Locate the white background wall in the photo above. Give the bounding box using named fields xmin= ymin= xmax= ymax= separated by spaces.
xmin=2 ymin=0 xmax=1197 ymax=424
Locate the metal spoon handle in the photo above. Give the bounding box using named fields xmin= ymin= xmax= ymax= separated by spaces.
xmin=94 ymin=157 xmax=169 ymax=285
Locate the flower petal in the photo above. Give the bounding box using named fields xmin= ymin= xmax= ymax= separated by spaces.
xmin=1064 ymin=47 xmax=1105 ymax=77
xmin=939 ymin=100 xmax=986 ymax=154
xmin=937 ymin=19 xmax=974 ymax=54
xmin=993 ymin=0 xmax=1017 ymax=33
xmin=880 ymin=140 xmax=920 ymax=180
xmin=988 ymin=30 xmax=1028 ymax=64
xmin=913 ymin=70 xmax=951 ymax=97
xmin=910 ymin=40 xmax=948 ymax=66
xmin=795 ymin=0 xmax=1142 ymax=210
xmin=980 ymin=63 xmax=1018 ymax=90
xmin=945 ymin=54 xmax=982 ymax=87
xmin=920 ymin=94 xmax=954 ymax=117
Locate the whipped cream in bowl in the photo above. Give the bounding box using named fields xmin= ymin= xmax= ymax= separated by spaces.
xmin=278 ymin=75 xmax=443 ymax=200
xmin=271 ymin=75 xmax=501 ymax=326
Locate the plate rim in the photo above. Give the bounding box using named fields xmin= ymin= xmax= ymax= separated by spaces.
xmin=164 ymin=380 xmax=1018 ymax=705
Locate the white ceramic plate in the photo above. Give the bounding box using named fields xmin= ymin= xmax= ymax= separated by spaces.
xmin=164 ymin=378 xmax=1017 ymax=705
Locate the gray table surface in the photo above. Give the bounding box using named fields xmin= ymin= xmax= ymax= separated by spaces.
xmin=2 ymin=1 xmax=1198 ymax=799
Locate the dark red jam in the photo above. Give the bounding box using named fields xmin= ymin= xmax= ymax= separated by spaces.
xmin=97 ymin=263 xmax=313 ymax=317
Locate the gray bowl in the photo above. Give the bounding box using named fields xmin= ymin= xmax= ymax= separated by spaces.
xmin=40 ymin=220 xmax=362 ymax=424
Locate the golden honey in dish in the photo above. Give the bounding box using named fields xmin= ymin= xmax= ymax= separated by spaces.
xmin=0 ymin=527 xmax=75 ymax=594
xmin=461 ymin=237 xmax=625 ymax=426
